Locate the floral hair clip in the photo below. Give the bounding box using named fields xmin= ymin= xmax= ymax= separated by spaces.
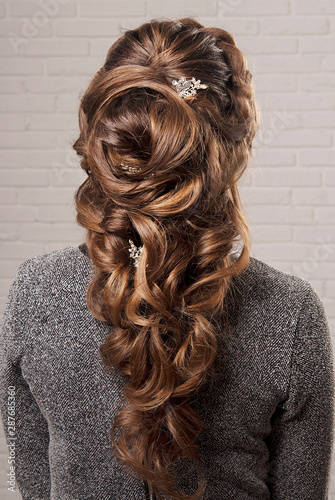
xmin=128 ymin=239 xmax=143 ymax=267
xmin=128 ymin=239 xmax=149 ymax=268
xmin=172 ymin=76 xmax=208 ymax=99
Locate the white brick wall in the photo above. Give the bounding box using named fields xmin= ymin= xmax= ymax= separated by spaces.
xmin=0 ymin=0 xmax=334 ymax=497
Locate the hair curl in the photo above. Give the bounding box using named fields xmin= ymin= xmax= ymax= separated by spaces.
xmin=73 ymin=18 xmax=259 ymax=500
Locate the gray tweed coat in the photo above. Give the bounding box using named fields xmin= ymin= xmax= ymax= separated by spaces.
xmin=0 ymin=244 xmax=334 ymax=499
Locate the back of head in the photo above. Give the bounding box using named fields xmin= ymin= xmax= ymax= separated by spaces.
xmin=73 ymin=18 xmax=259 ymax=500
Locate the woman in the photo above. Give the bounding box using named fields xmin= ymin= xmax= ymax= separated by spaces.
xmin=0 ymin=18 xmax=334 ymax=500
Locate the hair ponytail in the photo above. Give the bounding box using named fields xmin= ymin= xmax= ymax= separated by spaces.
xmin=73 ymin=18 xmax=259 ymax=500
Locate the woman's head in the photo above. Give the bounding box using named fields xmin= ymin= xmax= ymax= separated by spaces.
xmin=74 ymin=17 xmax=257 ymax=206
xmin=74 ymin=18 xmax=259 ymax=500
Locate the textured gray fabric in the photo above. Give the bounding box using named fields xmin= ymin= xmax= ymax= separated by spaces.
xmin=0 ymin=244 xmax=334 ymax=500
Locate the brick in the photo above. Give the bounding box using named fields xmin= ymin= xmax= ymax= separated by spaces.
xmin=0 ymin=259 xmax=23 ymax=279
xmin=25 ymin=149 xmax=76 ymax=168
xmin=178 ymin=17 xmax=260 ymax=36
xmin=47 ymin=57 xmax=100 ymax=76
xmin=240 ymin=186 xmax=290 ymax=204
xmin=0 ymin=189 xmax=17 ymax=204
xmin=0 ymin=279 xmax=13 ymax=296
xmin=0 ymin=131 xmax=58 ymax=149
xmin=255 ymin=148 xmax=296 ymax=166
xmin=264 ymin=92 xmax=335 ymax=111
xmin=300 ymin=36 xmax=335 ymax=54
xmin=292 ymin=188 xmax=335 ymax=206
xmin=251 ymin=242 xmax=311 ymax=261
xmin=0 ymin=78 xmax=24 ymax=93
xmin=260 ymin=17 xmax=329 ymax=35
xmin=314 ymin=208 xmax=335 ymax=225
xmin=1 ymin=294 xmax=10 ymax=315
xmin=0 ymin=150 xmax=33 ymax=168
xmin=253 ymin=74 xmax=297 ymax=92
xmin=0 ymin=19 xmax=52 ymax=37
xmin=18 ymin=187 xmax=76 ymax=205
xmin=253 ymin=168 xmax=321 ymax=187
xmin=50 ymin=168 xmax=85 ymax=186
xmin=239 ymin=36 xmax=298 ymax=55
xmin=148 ymin=0 xmax=217 ymax=17
xmin=322 ymin=54 xmax=335 ymax=72
xmin=0 ymin=113 xmax=25 ymax=130
xmin=249 ymin=224 xmax=292 ymax=242
xmin=55 ymin=93 xmax=81 ymax=113
xmin=247 ymin=206 xmax=313 ymax=225
xmin=251 ymin=54 xmax=322 ymax=74
xmin=292 ymin=260 xmax=332 ymax=282
xmin=117 ymin=17 xmax=155 ymax=30
xmin=218 ymin=0 xmax=289 ymax=16
xmin=0 ymin=38 xmax=25 ymax=56
xmin=325 ymin=281 xmax=335 ymax=299
xmin=257 ymin=110 xmax=303 ymax=131
xmin=1 ymin=169 xmax=49 ymax=187
xmin=303 ymin=112 xmax=335 ymax=128
xmin=25 ymin=112 xmax=75 ymax=130
xmin=294 ymin=224 xmax=335 ymax=243
xmin=292 ymin=261 xmax=335 ymax=282
xmin=0 ymin=57 xmax=43 ymax=74
xmin=9 ymin=0 xmax=76 ymax=17
xmin=324 ymin=170 xmax=335 ymax=186
xmin=20 ymin=222 xmax=81 ymax=242
xmin=0 ymin=223 xmax=20 ymax=241
xmin=0 ymin=94 xmax=54 ymax=112
xmin=260 ymin=129 xmax=332 ymax=148
xmin=36 ymin=205 xmax=76 ymax=222
xmin=57 ymin=129 xmax=78 ymax=146
xmin=24 ymin=39 xmax=90 ymax=56
xmin=300 ymin=74 xmax=335 ymax=92
xmin=89 ymin=38 xmax=118 ymax=57
xmin=0 ymin=241 xmax=50 ymax=259
xmin=294 ymin=0 xmax=335 ymax=14
xmin=23 ymin=76 xmax=86 ymax=93
xmin=0 ymin=206 xmax=35 ymax=222
xmin=299 ymin=149 xmax=335 ymax=166
xmin=79 ymin=1 xmax=146 ymax=17
xmin=8 ymin=33 xmax=54 ymax=56
xmin=54 ymin=19 xmax=119 ymax=37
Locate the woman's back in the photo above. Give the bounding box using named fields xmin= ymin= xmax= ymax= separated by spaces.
xmin=1 ymin=243 xmax=333 ymax=499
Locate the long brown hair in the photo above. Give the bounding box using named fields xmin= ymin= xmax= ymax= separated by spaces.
xmin=73 ymin=18 xmax=259 ymax=500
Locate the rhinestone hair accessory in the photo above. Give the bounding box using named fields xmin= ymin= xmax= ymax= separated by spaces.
xmin=128 ymin=239 xmax=143 ymax=267
xmin=172 ymin=76 xmax=208 ymax=99
xmin=121 ymin=163 xmax=142 ymax=174
xmin=121 ymin=163 xmax=155 ymax=179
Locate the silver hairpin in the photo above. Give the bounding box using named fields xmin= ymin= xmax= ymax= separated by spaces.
xmin=128 ymin=239 xmax=143 ymax=267
xmin=121 ymin=163 xmax=142 ymax=174
xmin=121 ymin=163 xmax=155 ymax=179
xmin=172 ymin=76 xmax=208 ymax=99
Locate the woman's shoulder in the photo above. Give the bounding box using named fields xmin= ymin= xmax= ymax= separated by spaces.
xmin=13 ymin=245 xmax=90 ymax=291
xmin=1 ymin=246 xmax=90 ymax=330
xmin=13 ymin=248 xmax=324 ymax=320
xmin=232 ymin=255 xmax=324 ymax=317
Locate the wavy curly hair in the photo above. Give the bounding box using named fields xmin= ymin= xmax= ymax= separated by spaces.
xmin=73 ymin=18 xmax=259 ymax=500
